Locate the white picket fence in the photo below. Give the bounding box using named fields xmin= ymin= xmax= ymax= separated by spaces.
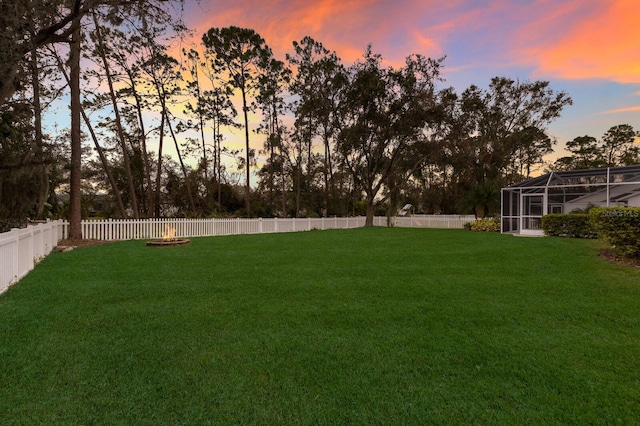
xmin=66 ymin=215 xmax=475 ymax=240
xmin=0 ymin=220 xmax=65 ymax=294
xmin=68 ymin=216 xmax=368 ymax=240
xmin=387 ymin=214 xmax=475 ymax=229
xmin=1 ymin=215 xmax=474 ymax=293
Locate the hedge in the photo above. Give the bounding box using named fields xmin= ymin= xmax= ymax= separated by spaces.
xmin=589 ymin=207 xmax=640 ymax=259
xmin=541 ymin=214 xmax=596 ymax=238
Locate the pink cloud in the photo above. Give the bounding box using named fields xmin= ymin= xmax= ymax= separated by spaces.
xmin=519 ymin=0 xmax=640 ymax=83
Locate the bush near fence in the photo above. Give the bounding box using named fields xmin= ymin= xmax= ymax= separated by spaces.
xmin=464 ymin=217 xmax=501 ymax=232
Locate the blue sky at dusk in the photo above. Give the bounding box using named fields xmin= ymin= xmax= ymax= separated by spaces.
xmin=182 ymin=0 xmax=640 ymax=162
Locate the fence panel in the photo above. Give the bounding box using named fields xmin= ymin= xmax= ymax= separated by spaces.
xmin=390 ymin=215 xmax=475 ymax=229
xmin=68 ymin=217 xmax=390 ymax=241
xmin=0 ymin=220 xmax=65 ymax=294
xmin=0 ymin=231 xmax=18 ymax=293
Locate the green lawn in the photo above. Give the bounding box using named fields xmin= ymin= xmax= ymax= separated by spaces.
xmin=1 ymin=228 xmax=639 ymax=424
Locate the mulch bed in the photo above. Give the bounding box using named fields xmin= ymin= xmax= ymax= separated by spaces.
xmin=599 ymin=248 xmax=640 ymax=268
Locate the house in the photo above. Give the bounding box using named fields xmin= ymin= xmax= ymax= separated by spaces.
xmin=501 ymin=165 xmax=640 ymax=235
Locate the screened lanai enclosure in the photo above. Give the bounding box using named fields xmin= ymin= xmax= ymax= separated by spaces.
xmin=501 ymin=165 xmax=640 ymax=235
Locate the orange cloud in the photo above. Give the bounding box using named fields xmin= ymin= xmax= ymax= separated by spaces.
xmin=523 ymin=0 xmax=640 ymax=83
xmin=184 ymin=0 xmax=454 ymax=66
xmin=600 ymin=105 xmax=640 ymax=115
xmin=185 ymin=0 xmax=379 ymax=62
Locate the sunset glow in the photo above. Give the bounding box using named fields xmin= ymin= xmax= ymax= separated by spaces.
xmin=527 ymin=0 xmax=640 ymax=84
xmin=184 ymin=0 xmax=638 ymax=130
xmin=170 ymin=0 xmax=640 ymax=159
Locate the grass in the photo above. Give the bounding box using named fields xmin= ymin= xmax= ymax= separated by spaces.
xmin=1 ymin=227 xmax=639 ymax=424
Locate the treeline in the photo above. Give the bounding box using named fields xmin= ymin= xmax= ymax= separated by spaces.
xmin=1 ymin=1 xmax=637 ymax=234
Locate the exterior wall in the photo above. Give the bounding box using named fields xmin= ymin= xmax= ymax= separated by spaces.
xmin=628 ymin=194 xmax=640 ymax=207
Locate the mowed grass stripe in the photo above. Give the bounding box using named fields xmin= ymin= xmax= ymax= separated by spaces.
xmin=1 ymin=228 xmax=639 ymax=424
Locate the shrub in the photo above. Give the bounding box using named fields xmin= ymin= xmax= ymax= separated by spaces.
xmin=467 ymin=217 xmax=500 ymax=232
xmin=590 ymin=207 xmax=640 ymax=259
xmin=541 ymin=214 xmax=596 ymax=238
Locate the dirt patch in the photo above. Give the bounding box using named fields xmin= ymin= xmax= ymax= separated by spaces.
xmin=55 ymin=239 xmax=117 ymax=249
xmin=599 ymin=248 xmax=640 ymax=268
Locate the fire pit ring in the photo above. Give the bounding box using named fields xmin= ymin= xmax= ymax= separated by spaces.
xmin=146 ymin=224 xmax=190 ymax=246
xmin=146 ymin=239 xmax=191 ymax=247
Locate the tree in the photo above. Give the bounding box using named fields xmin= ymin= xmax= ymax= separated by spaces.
xmin=186 ymin=48 xmax=240 ymax=214
xmin=68 ymin=13 xmax=83 ymax=238
xmin=2 ymin=0 xmax=186 ymax=236
xmin=337 ymin=47 xmax=443 ymax=226
xmin=443 ymin=77 xmax=572 ymax=216
xmin=602 ymin=124 xmax=638 ymax=166
xmin=287 ymin=37 xmax=346 ymax=217
xmin=1 ymin=0 xmax=184 ymax=106
xmin=554 ymin=124 xmax=639 ymax=171
xmin=255 ymin=57 xmax=290 ymax=215
xmin=49 ymin=45 xmax=128 ymax=218
xmin=28 ymin=35 xmax=49 ymax=220
xmin=89 ymin=13 xmax=140 ymax=218
xmin=0 ymin=0 xmax=77 ymax=104
xmin=141 ymin=50 xmax=197 ymax=216
xmin=202 ymin=26 xmax=273 ymax=217
xmin=559 ymin=135 xmax=604 ymax=170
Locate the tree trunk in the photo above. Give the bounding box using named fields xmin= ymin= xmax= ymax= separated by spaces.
xmin=68 ymin=18 xmax=82 ymax=239
xmin=323 ymin=130 xmax=333 ymax=216
xmin=241 ymin=86 xmax=251 ymax=217
xmin=280 ymin=145 xmax=287 ymax=217
xmin=365 ymin=196 xmax=375 ymax=227
xmin=295 ymin=161 xmax=301 ymax=218
xmin=215 ymin=121 xmax=222 ymax=212
xmin=153 ymin=113 xmax=165 ymax=217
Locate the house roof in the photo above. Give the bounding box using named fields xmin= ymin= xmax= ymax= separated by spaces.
xmin=506 ymin=164 xmax=640 ymax=189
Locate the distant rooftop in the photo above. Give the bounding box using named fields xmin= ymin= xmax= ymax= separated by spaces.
xmin=508 ymin=165 xmax=640 ymax=189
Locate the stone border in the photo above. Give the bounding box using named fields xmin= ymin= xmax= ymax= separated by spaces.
xmin=145 ymin=239 xmax=191 ymax=247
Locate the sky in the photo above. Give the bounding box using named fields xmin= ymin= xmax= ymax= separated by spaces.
xmin=178 ymin=0 xmax=640 ymax=162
